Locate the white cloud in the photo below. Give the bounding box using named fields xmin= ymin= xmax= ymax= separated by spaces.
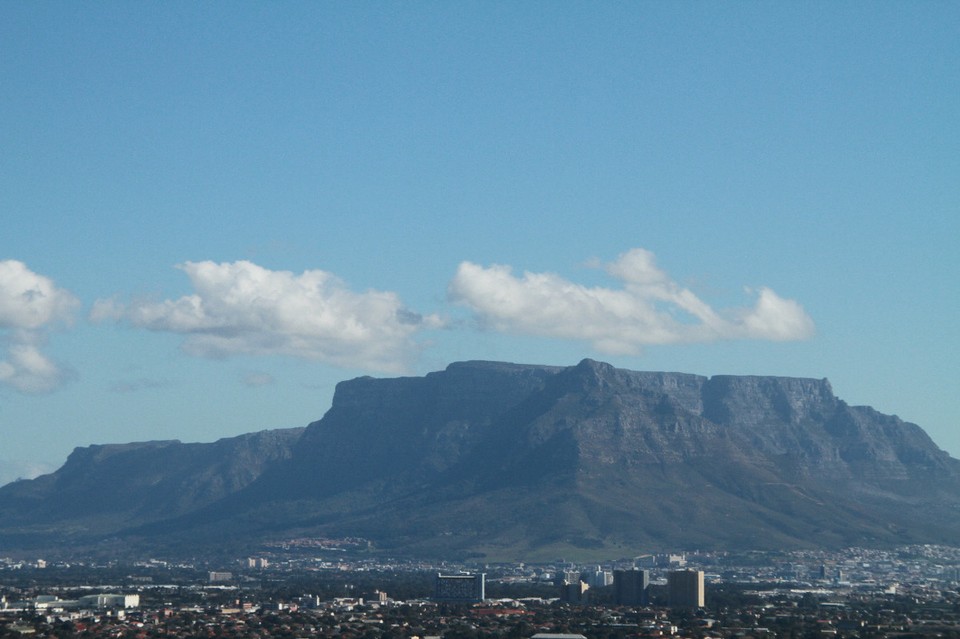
xmin=448 ymin=248 xmax=815 ymax=354
xmin=93 ymin=260 xmax=442 ymax=373
xmin=0 ymin=260 xmax=78 ymax=330
xmin=733 ymin=286 xmax=817 ymax=341
xmin=0 ymin=260 xmax=79 ymax=393
xmin=0 ymin=340 xmax=73 ymax=393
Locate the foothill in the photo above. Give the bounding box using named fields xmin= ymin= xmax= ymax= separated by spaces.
xmin=4 ymin=545 xmax=960 ymax=639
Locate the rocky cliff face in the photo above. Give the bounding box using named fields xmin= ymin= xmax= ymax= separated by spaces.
xmin=1 ymin=360 xmax=957 ymax=559
xmin=281 ymin=361 xmax=561 ymax=495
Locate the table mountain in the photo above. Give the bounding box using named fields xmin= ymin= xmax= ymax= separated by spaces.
xmin=2 ymin=359 xmax=958 ymax=560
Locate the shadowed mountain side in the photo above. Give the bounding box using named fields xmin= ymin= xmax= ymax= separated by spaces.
xmin=2 ymin=359 xmax=959 ymax=559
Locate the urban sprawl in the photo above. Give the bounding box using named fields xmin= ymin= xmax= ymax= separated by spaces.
xmin=4 ymin=545 xmax=960 ymax=638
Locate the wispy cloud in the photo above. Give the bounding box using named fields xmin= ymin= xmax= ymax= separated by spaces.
xmin=0 ymin=260 xmax=79 ymax=393
xmin=242 ymin=371 xmax=275 ymax=387
xmin=448 ymin=248 xmax=814 ymax=354
xmin=108 ymin=377 xmax=171 ymax=394
xmin=92 ymin=260 xmax=443 ymax=373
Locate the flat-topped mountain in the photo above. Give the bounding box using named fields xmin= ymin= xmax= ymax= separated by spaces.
xmin=2 ymin=360 xmax=958 ymax=560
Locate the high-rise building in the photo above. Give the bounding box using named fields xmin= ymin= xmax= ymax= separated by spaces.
xmin=613 ymin=569 xmax=649 ymax=605
xmin=208 ymin=571 xmax=233 ymax=584
xmin=561 ymin=570 xmax=582 ymax=585
xmin=434 ymin=573 xmax=485 ymax=602
xmin=560 ymin=580 xmax=590 ymax=604
xmin=587 ymin=569 xmax=613 ymax=588
xmin=667 ymin=569 xmax=704 ymax=608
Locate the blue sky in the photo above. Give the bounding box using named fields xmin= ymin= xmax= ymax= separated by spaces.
xmin=1 ymin=2 xmax=958 ymax=485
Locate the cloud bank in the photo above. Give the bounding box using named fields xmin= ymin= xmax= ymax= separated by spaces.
xmin=0 ymin=260 xmax=79 ymax=393
xmin=92 ymin=260 xmax=442 ymax=373
xmin=448 ymin=248 xmax=814 ymax=353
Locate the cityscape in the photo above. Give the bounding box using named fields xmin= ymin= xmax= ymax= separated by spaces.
xmin=4 ymin=545 xmax=960 ymax=638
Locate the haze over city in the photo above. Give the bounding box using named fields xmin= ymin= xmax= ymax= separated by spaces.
xmin=1 ymin=3 xmax=957 ymax=485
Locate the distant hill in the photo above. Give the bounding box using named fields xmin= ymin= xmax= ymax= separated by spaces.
xmin=2 ymin=359 xmax=959 ymax=560
xmin=0 ymin=428 xmax=303 ymax=548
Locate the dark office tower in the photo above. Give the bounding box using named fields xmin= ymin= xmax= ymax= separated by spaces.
xmin=434 ymin=573 xmax=486 ymax=602
xmin=613 ymin=569 xmax=649 ymax=605
xmin=667 ymin=569 xmax=704 ymax=608
xmin=560 ymin=580 xmax=590 ymax=604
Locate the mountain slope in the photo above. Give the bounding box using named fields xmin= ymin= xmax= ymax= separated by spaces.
xmin=0 ymin=428 xmax=304 ymax=539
